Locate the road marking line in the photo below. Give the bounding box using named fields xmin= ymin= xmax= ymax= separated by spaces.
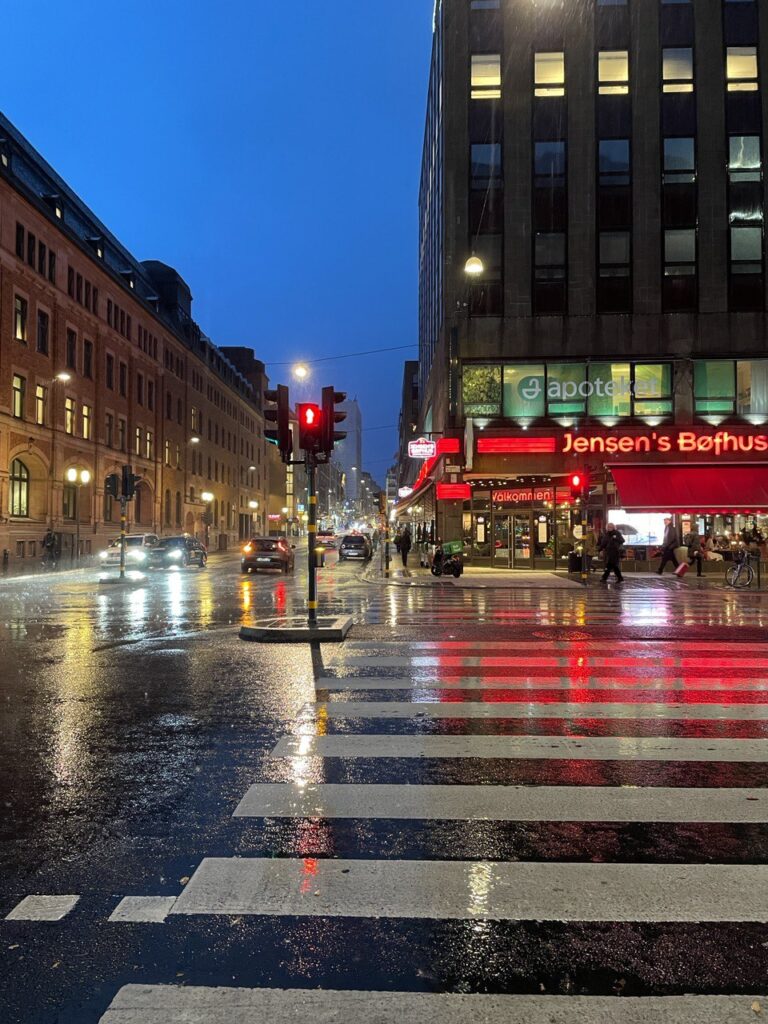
xmin=310 ymin=700 xmax=768 ymax=721
xmin=271 ymin=733 xmax=768 ymax=762
xmin=108 ymin=896 xmax=177 ymax=923
xmin=334 ymin=655 xmax=768 ymax=669
xmin=5 ymin=895 xmax=80 ymax=921
xmin=233 ymin=782 xmax=768 ymax=823
xmin=169 ymin=857 xmax=768 ymax=921
xmin=316 ymin=677 xmax=768 ymax=691
xmin=97 ymin=987 xmax=768 ymax=1022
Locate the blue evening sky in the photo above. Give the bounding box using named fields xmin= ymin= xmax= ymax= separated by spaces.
xmin=4 ymin=0 xmax=434 ymax=481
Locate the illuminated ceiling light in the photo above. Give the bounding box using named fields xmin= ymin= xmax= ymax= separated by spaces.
xmin=702 ymin=415 xmax=726 ymax=426
xmin=746 ymin=415 xmax=767 ymax=426
xmin=641 ymin=417 xmax=665 ymax=427
xmin=464 ymin=255 xmax=484 ymax=275
xmin=554 ymin=417 xmax=574 ymax=428
xmin=599 ymin=417 xmax=619 ymax=427
xmin=516 ymin=418 xmax=534 ymax=430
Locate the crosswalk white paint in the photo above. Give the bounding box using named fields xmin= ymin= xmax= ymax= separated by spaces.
xmin=97 ymin=987 xmax=768 ymax=1023
xmin=310 ymin=700 xmax=768 ymax=721
xmin=5 ymin=894 xmax=80 ymax=921
xmin=233 ymin=782 xmax=768 ymax=823
xmin=272 ymin=733 xmax=768 ymax=761
xmin=170 ymin=857 xmax=768 ymax=922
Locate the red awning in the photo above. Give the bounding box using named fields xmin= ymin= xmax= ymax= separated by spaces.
xmin=611 ymin=463 xmax=768 ymax=513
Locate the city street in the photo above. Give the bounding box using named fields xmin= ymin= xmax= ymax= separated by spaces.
xmin=2 ymin=556 xmax=768 ymax=1021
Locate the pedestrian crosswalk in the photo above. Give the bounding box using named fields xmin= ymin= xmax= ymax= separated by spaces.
xmin=99 ymin=631 xmax=768 ymax=1020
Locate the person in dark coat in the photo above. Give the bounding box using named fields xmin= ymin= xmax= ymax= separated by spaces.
xmin=599 ymin=524 xmax=625 ymax=583
xmin=400 ymin=528 xmax=412 ymax=568
xmin=657 ymin=517 xmax=680 ymax=574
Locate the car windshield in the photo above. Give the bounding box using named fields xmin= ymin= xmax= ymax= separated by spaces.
xmin=343 ymin=536 xmax=366 ymax=547
xmin=108 ymin=537 xmax=144 ymax=549
xmin=155 ymin=538 xmax=185 ymax=549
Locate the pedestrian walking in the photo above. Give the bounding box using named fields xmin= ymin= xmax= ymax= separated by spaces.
xmin=657 ymin=517 xmax=680 ymax=574
xmin=394 ymin=530 xmax=402 ymax=556
xmin=686 ymin=528 xmax=704 ymax=578
xmin=400 ymin=528 xmax=412 ymax=568
xmin=598 ymin=524 xmax=625 ymax=583
xmin=584 ymin=527 xmax=599 ymax=573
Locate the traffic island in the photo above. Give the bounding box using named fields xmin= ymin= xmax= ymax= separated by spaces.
xmin=239 ymin=615 xmax=353 ymax=643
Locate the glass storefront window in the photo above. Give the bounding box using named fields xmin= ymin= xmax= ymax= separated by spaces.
xmin=634 ymin=363 xmax=673 ymax=416
xmin=547 ymin=362 xmax=587 ymax=415
xmin=503 ymin=364 xmax=546 ymax=419
xmin=737 ymin=360 xmax=768 ymax=418
xmin=694 ymin=360 xmax=736 ymax=414
xmin=588 ymin=362 xmax=631 ymax=417
xmin=463 ymin=364 xmax=502 ymax=416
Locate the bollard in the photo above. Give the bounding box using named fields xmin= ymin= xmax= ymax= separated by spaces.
xmin=2 ymin=549 xmax=8 ymax=574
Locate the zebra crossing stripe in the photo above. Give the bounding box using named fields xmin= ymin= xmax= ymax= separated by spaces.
xmin=233 ymin=782 xmax=768 ymax=823
xmin=311 ymin=700 xmax=768 ymax=721
xmin=271 ymin=733 xmax=768 ymax=761
xmin=169 ymin=857 xmax=768 ymax=922
xmin=316 ymin=677 xmax=768 ymax=691
xmin=97 ymin=986 xmax=768 ymax=1023
xmin=333 ymin=655 xmax=768 ymax=669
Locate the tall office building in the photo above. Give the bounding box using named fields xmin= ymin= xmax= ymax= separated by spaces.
xmin=335 ymin=398 xmax=363 ymax=509
xmin=399 ymin=0 xmax=768 ymax=570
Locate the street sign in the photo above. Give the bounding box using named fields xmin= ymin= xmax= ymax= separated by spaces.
xmin=408 ymin=437 xmax=437 ymax=459
xmin=445 ymin=463 xmax=462 ymax=474
xmin=398 ymin=486 xmax=414 ymax=498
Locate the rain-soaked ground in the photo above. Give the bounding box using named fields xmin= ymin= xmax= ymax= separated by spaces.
xmin=2 ymin=550 xmax=768 ymax=1022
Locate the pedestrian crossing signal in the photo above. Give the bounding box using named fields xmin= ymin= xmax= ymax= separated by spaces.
xmin=569 ymin=471 xmax=589 ymax=500
xmin=298 ymin=403 xmax=323 ymax=453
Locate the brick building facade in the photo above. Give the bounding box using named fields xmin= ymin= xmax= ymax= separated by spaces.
xmin=0 ymin=113 xmax=268 ymax=567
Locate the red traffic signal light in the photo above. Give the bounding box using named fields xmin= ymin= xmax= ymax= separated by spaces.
xmin=297 ymin=403 xmax=323 ymax=452
xmin=569 ymin=471 xmax=589 ymax=499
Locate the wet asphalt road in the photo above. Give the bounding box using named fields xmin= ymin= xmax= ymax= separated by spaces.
xmin=3 ymin=552 xmax=768 ymax=1021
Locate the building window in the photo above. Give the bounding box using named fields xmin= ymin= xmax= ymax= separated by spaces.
xmin=598 ymin=139 xmax=630 ymax=185
xmin=14 ymin=296 xmax=27 ymax=342
xmin=535 ymin=52 xmax=565 ymax=97
xmin=598 ymin=231 xmax=631 ymax=312
xmin=137 ymin=374 xmax=145 ymax=406
xmin=175 ymin=444 xmax=181 ymax=469
xmin=146 ymin=431 xmax=154 ymax=460
xmin=83 ymin=340 xmax=93 ymax=380
xmin=36 ymin=311 xmax=49 ymax=355
xmin=82 ymin=404 xmax=92 ymax=440
xmin=664 ymin=228 xmax=697 ymax=311
xmin=695 ymin=360 xmax=736 ymax=415
xmin=106 ymin=413 xmax=114 ymax=448
xmin=38 ymin=241 xmax=46 ymax=277
xmin=534 ymin=141 xmax=566 ymax=188
xmin=471 ymin=142 xmax=503 ymax=189
xmin=134 ymin=428 xmax=142 ymax=456
xmin=35 ymin=385 xmax=47 ymax=426
xmin=9 ymin=459 xmax=29 ymax=518
xmin=63 ymin=485 xmax=76 ymax=521
xmin=534 ymin=232 xmax=567 ymax=314
xmin=164 ymin=489 xmax=172 ymax=526
xmin=119 ymin=362 xmax=127 ymax=397
xmin=147 ymin=381 xmax=154 ymax=412
xmin=118 ymin=418 xmax=127 ymax=452
xmin=48 ymin=251 xmax=56 ymax=285
xmin=66 ymin=330 xmax=77 ymax=370
xmin=15 ymin=223 xmax=24 ymax=259
xmin=471 ymin=54 xmax=501 ymax=99
xmin=737 ymin=360 xmax=768 ymax=419
xmin=65 ymin=397 xmax=75 ymax=435
xmin=175 ymin=491 xmax=182 ymax=527
xmin=165 ymin=440 xmax=172 ymax=466
xmin=598 ymin=51 xmax=629 ymax=95
xmin=106 ymin=354 xmax=115 ymax=390
xmin=729 ymin=135 xmax=762 ymax=181
xmin=663 ymin=48 xmax=694 ymax=93
xmin=663 ymin=137 xmax=696 ymax=183
xmin=727 ymin=46 xmax=759 ymax=91
xmin=12 ymin=374 xmax=25 ymax=419
xmin=731 ymin=225 xmax=762 ymax=272
xmin=27 ymin=233 xmax=36 ymax=269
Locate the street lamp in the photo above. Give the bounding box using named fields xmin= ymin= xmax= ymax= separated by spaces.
xmin=292 ymin=363 xmax=310 ymax=382
xmin=464 ymin=255 xmax=484 ymax=275
xmin=65 ymin=466 xmax=91 ymax=566
xmin=248 ymin=499 xmax=259 ymax=535
xmin=201 ymin=491 xmax=214 ymax=550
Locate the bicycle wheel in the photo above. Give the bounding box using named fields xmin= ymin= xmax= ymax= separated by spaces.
xmin=726 ymin=564 xmax=754 ymax=588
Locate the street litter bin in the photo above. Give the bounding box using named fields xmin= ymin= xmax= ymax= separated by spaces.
xmin=568 ymin=552 xmax=581 ymax=573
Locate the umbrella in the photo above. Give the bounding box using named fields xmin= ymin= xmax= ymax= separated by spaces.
xmin=613 ymin=523 xmax=639 ymax=536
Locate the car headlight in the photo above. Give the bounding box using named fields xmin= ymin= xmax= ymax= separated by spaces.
xmin=130 ymin=550 xmax=147 ymax=562
xmin=99 ymin=551 xmax=109 ymax=560
xmin=167 ymin=549 xmax=182 ymax=560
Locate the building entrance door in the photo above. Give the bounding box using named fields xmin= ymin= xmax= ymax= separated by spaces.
xmin=493 ymin=513 xmax=534 ymax=569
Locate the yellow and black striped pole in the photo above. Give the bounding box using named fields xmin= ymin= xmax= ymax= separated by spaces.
xmin=307 ymin=457 xmax=318 ymax=627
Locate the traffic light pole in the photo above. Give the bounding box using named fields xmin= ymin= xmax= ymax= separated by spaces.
xmin=581 ymin=486 xmax=589 ymax=585
xmin=119 ymin=497 xmax=127 ymax=580
xmin=306 ymin=455 xmax=318 ymax=628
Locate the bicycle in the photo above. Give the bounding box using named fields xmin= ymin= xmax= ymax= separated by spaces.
xmin=725 ymin=549 xmax=754 ymax=588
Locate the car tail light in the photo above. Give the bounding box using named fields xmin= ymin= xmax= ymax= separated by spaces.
xmin=243 ymin=543 xmax=253 ymax=554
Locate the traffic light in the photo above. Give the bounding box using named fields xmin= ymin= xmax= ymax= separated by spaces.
xmin=321 ymin=386 xmax=347 ymax=456
xmin=569 ymin=471 xmax=589 ymax=501
xmin=105 ymin=474 xmax=120 ymax=500
xmin=121 ymin=465 xmax=139 ymax=500
xmin=297 ymin=403 xmax=323 ymax=453
xmin=264 ymin=384 xmax=292 ymax=463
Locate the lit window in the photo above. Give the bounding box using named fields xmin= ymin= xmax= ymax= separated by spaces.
xmin=35 ymin=385 xmax=47 ymax=426
xmin=727 ymin=46 xmax=758 ymax=91
xmin=663 ymin=48 xmax=694 ymax=93
xmin=471 ymin=54 xmax=501 ymax=99
xmin=82 ymin=404 xmax=92 ymax=440
xmin=10 ymin=459 xmax=29 ymax=517
xmin=695 ymin=361 xmax=736 ymax=415
xmin=731 ymin=226 xmax=762 ymax=272
xmin=165 ymin=440 xmax=171 ymax=466
xmin=145 ymin=431 xmax=154 ymax=460
xmin=729 ymin=136 xmax=762 ymax=181
xmin=65 ymin=397 xmax=75 ymax=435
xmin=12 ymin=374 xmax=25 ymax=419
xmin=665 ymin=228 xmax=696 ymax=275
xmin=135 ymin=427 xmax=142 ymax=456
xmin=598 ymin=50 xmax=629 ymax=95
xmin=14 ymin=295 xmax=27 ymax=342
xmin=535 ymin=52 xmax=565 ymax=97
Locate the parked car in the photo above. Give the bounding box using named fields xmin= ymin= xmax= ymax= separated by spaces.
xmin=241 ymin=537 xmax=295 ymax=574
xmin=338 ymin=534 xmax=372 ymax=562
xmin=316 ymin=531 xmax=337 ymax=550
xmin=148 ymin=535 xmax=208 ymax=569
xmin=98 ymin=533 xmax=159 ymax=567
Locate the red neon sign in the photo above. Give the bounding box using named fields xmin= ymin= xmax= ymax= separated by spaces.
xmin=492 ymin=486 xmax=570 ymax=504
xmin=477 ymin=437 xmax=557 ymax=454
xmin=436 ymin=482 xmax=471 ymax=501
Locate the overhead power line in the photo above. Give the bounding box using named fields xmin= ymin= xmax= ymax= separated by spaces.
xmin=268 ymin=344 xmax=417 ymax=367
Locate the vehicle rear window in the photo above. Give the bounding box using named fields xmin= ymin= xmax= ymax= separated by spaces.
xmin=253 ymin=540 xmax=278 ymax=551
xmin=343 ymin=536 xmax=365 ymax=547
